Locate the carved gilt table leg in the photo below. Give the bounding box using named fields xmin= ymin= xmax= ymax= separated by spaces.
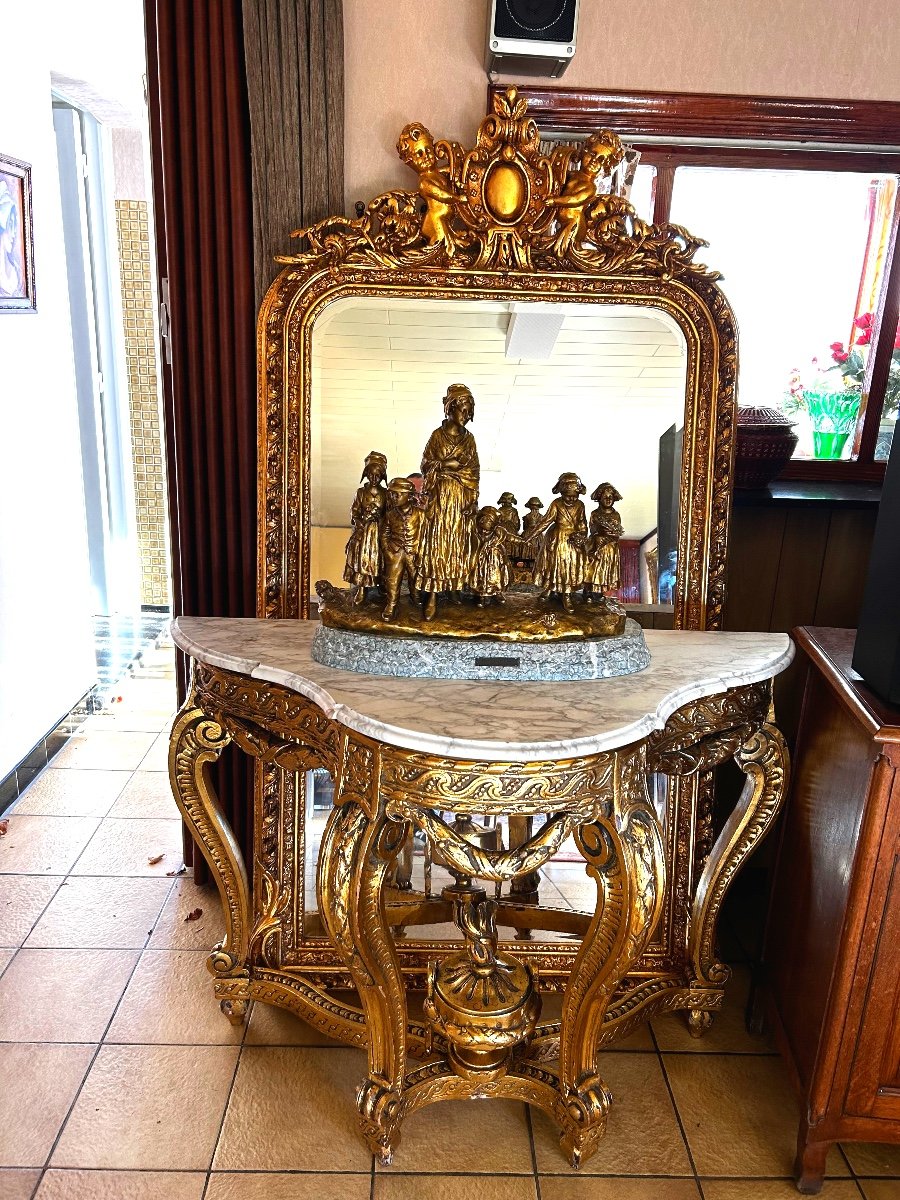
xmin=556 ymin=747 xmax=667 ymax=1165
xmin=168 ymin=671 xmax=251 ymax=1025
xmin=317 ymin=734 xmax=410 ymax=1164
xmin=688 ymin=720 xmax=789 ymax=1033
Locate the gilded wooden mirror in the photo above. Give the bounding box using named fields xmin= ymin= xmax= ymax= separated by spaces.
xmin=256 ymin=87 xmax=737 ymax=985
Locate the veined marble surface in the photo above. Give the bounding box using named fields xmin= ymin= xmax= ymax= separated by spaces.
xmin=172 ymin=618 xmax=793 ymax=763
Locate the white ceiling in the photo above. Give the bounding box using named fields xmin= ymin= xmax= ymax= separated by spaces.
xmin=311 ymin=298 xmax=686 ymax=539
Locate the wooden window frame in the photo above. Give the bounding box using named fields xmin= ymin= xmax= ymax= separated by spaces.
xmin=490 ymin=83 xmax=900 ymax=483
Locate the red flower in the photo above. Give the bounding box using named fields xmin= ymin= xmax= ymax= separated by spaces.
xmin=894 ymin=328 xmax=900 ymax=350
xmin=832 ymin=350 xmax=849 ymax=364
xmin=857 ymin=330 xmax=872 ymax=346
xmin=830 ymin=341 xmax=845 ymax=352
xmin=854 ymin=312 xmax=875 ymax=330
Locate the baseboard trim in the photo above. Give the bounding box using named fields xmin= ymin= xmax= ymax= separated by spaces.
xmin=0 ymin=690 xmax=93 ymax=816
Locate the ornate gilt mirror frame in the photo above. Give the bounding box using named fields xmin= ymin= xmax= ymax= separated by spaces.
xmin=255 ymin=87 xmax=737 ymax=985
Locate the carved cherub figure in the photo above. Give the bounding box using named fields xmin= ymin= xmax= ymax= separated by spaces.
xmin=496 ymin=491 xmax=520 ymax=535
xmin=397 ymin=123 xmax=457 ymax=253
xmin=583 ymin=482 xmax=624 ymax=603
xmin=343 ymin=450 xmax=388 ymax=605
xmin=525 ymin=472 xmax=589 ymax=614
xmin=549 ymin=130 xmax=625 ymax=256
xmin=380 ymin=477 xmax=423 ymax=622
xmin=471 ymin=507 xmax=510 ymax=607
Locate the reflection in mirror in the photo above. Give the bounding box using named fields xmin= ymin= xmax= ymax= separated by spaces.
xmin=310 ymin=298 xmax=687 ymax=617
xmin=301 ymin=778 xmax=596 ymax=944
xmin=301 ymin=769 xmax=672 ymax=946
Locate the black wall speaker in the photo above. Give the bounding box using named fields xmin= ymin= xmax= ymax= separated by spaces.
xmin=487 ymin=0 xmax=580 ymax=78
xmin=852 ymin=431 xmax=900 ymax=704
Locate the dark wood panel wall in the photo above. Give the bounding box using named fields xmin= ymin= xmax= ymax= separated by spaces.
xmin=724 ymin=499 xmax=878 ymax=741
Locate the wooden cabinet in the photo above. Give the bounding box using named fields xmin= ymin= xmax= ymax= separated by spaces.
xmin=760 ymin=626 xmax=900 ymax=1192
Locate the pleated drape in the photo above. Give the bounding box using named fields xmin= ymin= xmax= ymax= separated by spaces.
xmin=146 ymin=0 xmax=345 ymax=884
xmin=242 ymin=0 xmax=345 ymax=308
xmin=145 ymin=0 xmax=258 ymax=880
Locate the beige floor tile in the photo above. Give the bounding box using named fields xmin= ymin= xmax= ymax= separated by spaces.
xmin=540 ymin=1180 xmax=700 ymax=1200
xmin=213 ymin=1047 xmax=372 ymax=1172
xmin=0 ymin=811 xmax=102 ymax=878
xmin=25 ymin=877 xmax=172 ymax=949
xmin=70 ymin=818 xmax=183 ymax=877
xmin=0 ymin=1169 xmax=41 ymax=1199
xmin=147 ymin=878 xmax=225 ymax=950
xmin=375 ymin=1177 xmax=538 ymax=1199
xmin=0 ymin=947 xmax=13 ymax=976
xmin=0 ymin=948 xmax=138 ymax=1042
xmin=80 ymin=707 xmax=173 ymax=733
xmin=663 ymin=1056 xmax=848 ymax=1177
xmin=35 ymin=1169 xmax=206 ymax=1199
xmin=859 ymin=1180 xmax=900 ymax=1200
xmin=13 ymin=770 xmax=131 ymax=818
xmin=52 ymin=733 xmax=157 ymax=772
xmin=0 ymin=1043 xmax=94 ymax=1166
xmin=652 ymin=965 xmax=774 ymax=1054
xmin=0 ymin=876 xmax=61 ymax=946
xmin=106 ymin=949 xmax=243 ymax=1044
xmin=0 ymin=816 xmax=101 ymax=875
xmin=52 ymin=1044 xmax=239 ymax=1170
xmin=702 ymin=1182 xmax=861 ymax=1200
xmin=207 ymin=1173 xmax=372 ymax=1200
xmin=844 ymin=1141 xmax=900 ymax=1175
xmin=373 ymin=1099 xmax=534 ymax=1175
xmin=138 ymin=734 xmax=171 ymax=772
xmin=533 ymin=1053 xmax=692 ymax=1176
xmin=108 ymin=773 xmax=180 ymax=820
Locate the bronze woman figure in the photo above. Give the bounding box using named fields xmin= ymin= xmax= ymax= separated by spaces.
xmin=416 ymin=384 xmax=480 ymax=620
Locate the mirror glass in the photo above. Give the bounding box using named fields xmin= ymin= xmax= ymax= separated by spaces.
xmin=301 ymin=295 xmax=688 ymax=942
xmin=309 ymin=296 xmax=687 ymax=614
xmin=301 ymin=769 xmax=671 ymax=944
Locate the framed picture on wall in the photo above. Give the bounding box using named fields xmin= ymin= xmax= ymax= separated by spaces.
xmin=0 ymin=153 xmax=36 ymax=313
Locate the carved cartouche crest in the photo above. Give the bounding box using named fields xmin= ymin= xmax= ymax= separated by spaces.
xmin=282 ymin=86 xmax=718 ymax=281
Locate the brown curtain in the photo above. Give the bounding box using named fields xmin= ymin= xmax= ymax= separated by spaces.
xmin=242 ymin=0 xmax=345 ymax=308
xmin=146 ymin=0 xmax=345 ymax=884
xmin=145 ymin=0 xmax=258 ymax=882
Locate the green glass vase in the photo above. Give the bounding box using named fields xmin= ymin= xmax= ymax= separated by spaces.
xmin=803 ymin=390 xmax=861 ymax=460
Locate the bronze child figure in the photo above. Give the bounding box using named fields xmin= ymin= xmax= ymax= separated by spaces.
xmin=526 ymin=472 xmax=589 ymax=614
xmin=381 ymin=477 xmax=423 ymax=622
xmin=471 ymin=506 xmax=510 ymax=607
xmin=584 ymin=482 xmax=623 ymax=603
xmin=521 ymin=496 xmax=544 ymax=537
xmin=343 ymin=450 xmax=388 ymax=605
xmin=496 ymin=492 xmax=520 ymax=535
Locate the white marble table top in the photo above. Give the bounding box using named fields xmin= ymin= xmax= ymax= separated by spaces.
xmin=173 ymin=617 xmax=793 ymax=763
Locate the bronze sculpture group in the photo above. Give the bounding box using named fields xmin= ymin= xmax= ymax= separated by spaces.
xmin=337 ymin=382 xmax=624 ymax=629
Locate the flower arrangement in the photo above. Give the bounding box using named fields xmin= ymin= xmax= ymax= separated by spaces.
xmin=782 ymin=312 xmax=900 ymax=458
xmin=826 ymin=311 xmax=900 ymax=419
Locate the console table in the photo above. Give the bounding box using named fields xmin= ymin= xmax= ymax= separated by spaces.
xmin=169 ymin=617 xmax=792 ymax=1167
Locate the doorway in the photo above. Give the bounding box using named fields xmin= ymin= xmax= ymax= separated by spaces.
xmin=52 ymin=88 xmax=171 ymax=703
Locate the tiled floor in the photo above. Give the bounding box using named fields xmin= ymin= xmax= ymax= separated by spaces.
xmin=2 ymin=643 xmax=899 ymax=1199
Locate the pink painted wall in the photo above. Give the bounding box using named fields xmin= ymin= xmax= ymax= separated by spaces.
xmin=344 ymin=0 xmax=900 ymax=210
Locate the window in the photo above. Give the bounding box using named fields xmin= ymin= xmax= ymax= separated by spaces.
xmin=504 ymin=85 xmax=900 ymax=481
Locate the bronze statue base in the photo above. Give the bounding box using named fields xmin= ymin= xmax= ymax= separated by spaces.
xmin=316 ymin=583 xmax=627 ymax=642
